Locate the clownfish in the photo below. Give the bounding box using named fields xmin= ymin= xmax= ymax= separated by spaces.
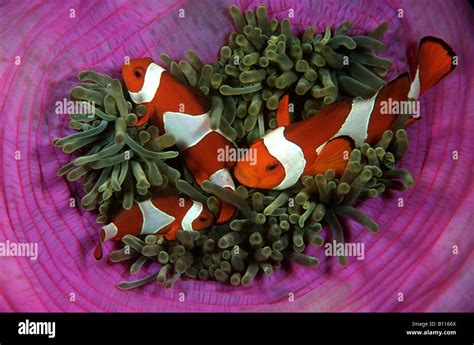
xmin=94 ymin=195 xmax=214 ymax=259
xmin=235 ymin=36 xmax=456 ymax=190
xmin=122 ymin=58 xmax=236 ymax=223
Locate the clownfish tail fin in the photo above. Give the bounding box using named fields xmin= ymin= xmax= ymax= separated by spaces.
xmin=409 ymin=36 xmax=456 ymax=100
xmin=93 ymin=229 xmax=106 ymax=260
xmin=93 ymin=223 xmax=119 ymax=260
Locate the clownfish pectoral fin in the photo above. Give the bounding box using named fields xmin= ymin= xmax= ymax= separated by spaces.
xmin=164 ymin=232 xmax=175 ymax=241
xmin=276 ymin=94 xmax=291 ymax=127
xmin=162 ymin=223 xmax=180 ymax=241
xmin=216 ymin=199 xmax=236 ymax=224
xmin=134 ymin=103 xmax=154 ymax=127
xmin=183 ymin=157 xmax=208 ymax=185
xmin=191 ymin=169 xmax=209 ymax=186
xmin=164 ymin=229 xmax=179 ymax=241
xmin=310 ymin=136 xmax=355 ymax=176
xmin=186 ymin=85 xmax=211 ymax=111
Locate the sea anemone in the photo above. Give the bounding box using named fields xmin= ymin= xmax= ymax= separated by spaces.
xmin=55 ymin=6 xmax=412 ymax=289
xmin=52 ymin=71 xmax=180 ymax=223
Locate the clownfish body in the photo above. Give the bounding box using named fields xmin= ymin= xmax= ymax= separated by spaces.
xmin=235 ymin=36 xmax=456 ymax=190
xmin=94 ymin=195 xmax=214 ymax=259
xmin=122 ymin=58 xmax=236 ymax=223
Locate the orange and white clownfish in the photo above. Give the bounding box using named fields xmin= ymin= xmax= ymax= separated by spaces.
xmin=94 ymin=195 xmax=214 ymax=260
xmin=122 ymin=58 xmax=236 ymax=223
xmin=235 ymin=36 xmax=456 ymax=190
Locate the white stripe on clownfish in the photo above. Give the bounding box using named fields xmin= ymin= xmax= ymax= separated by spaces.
xmin=164 ymin=111 xmax=210 ymax=150
xmin=408 ymin=67 xmax=421 ymax=100
xmin=163 ymin=111 xmax=234 ymax=150
xmin=128 ymin=63 xmax=234 ymax=151
xmin=128 ymin=63 xmax=165 ymax=104
xmin=263 ymin=92 xmax=377 ymax=190
xmin=181 ymin=200 xmax=203 ymax=232
xmin=129 ymin=62 xmax=237 ymax=197
xmin=164 ymin=111 xmax=236 ymax=191
xmin=263 ymin=127 xmax=306 ymax=190
xmin=137 ymin=199 xmax=176 ymax=235
xmin=316 ymin=91 xmax=378 ymax=154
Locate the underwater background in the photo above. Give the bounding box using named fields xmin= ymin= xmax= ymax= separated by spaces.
xmin=0 ymin=0 xmax=472 ymax=311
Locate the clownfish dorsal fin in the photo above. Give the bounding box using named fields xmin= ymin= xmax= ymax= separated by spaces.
xmin=310 ymin=136 xmax=355 ymax=176
xmin=276 ymin=94 xmax=291 ymax=127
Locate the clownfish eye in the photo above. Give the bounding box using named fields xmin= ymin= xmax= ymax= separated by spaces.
xmin=133 ymin=67 xmax=144 ymax=79
xmin=266 ymin=163 xmax=278 ymax=171
xmin=199 ymin=215 xmax=207 ymax=222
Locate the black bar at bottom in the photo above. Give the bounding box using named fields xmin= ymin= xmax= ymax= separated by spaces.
xmin=0 ymin=313 xmax=472 ymax=345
